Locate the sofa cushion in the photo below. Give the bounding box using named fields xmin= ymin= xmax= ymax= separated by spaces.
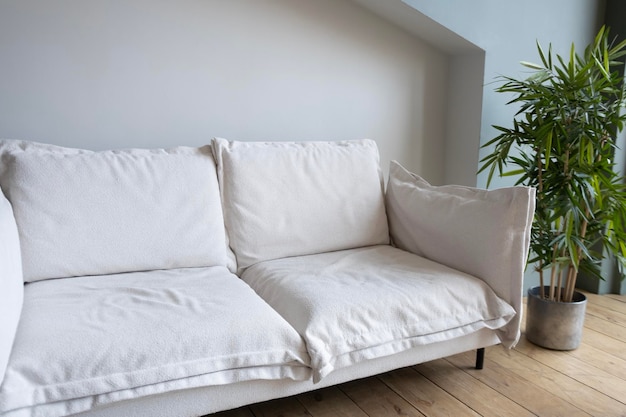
xmin=0 ymin=188 xmax=23 ymax=387
xmin=241 ymin=245 xmax=516 ymax=382
xmin=0 ymin=267 xmax=310 ymax=417
xmin=385 ymin=161 xmax=535 ymax=345
xmin=211 ymin=138 xmax=389 ymax=272
xmin=0 ymin=140 xmax=229 ymax=281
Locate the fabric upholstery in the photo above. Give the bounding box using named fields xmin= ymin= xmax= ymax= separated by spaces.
xmin=0 ymin=267 xmax=310 ymax=417
xmin=0 ymin=140 xmax=532 ymax=417
xmin=385 ymin=160 xmax=535 ymax=345
xmin=57 ymin=330 xmax=499 ymax=417
xmin=211 ymin=138 xmax=389 ymax=272
xmin=0 ymin=140 xmax=229 ymax=281
xmin=0 ymin=188 xmax=23 ymax=387
xmin=241 ymin=245 xmax=516 ymax=382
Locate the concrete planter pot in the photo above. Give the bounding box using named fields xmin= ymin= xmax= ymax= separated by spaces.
xmin=525 ymin=286 xmax=587 ymax=350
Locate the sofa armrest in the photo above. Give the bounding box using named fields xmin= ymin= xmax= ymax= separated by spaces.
xmin=385 ymin=161 xmax=535 ymax=347
xmin=0 ymin=187 xmax=24 ymax=385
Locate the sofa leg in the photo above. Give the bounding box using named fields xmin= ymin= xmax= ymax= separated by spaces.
xmin=475 ymin=348 xmax=485 ymax=370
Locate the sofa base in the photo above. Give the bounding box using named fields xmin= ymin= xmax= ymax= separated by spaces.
xmin=75 ymin=329 xmax=501 ymax=417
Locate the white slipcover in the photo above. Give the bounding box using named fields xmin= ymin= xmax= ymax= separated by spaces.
xmin=0 ymin=140 xmax=229 ymax=281
xmin=0 ymin=189 xmax=23 ymax=387
xmin=211 ymin=138 xmax=389 ymax=272
xmin=0 ymin=267 xmax=310 ymax=417
xmin=385 ymin=161 xmax=535 ymax=345
xmin=241 ymin=245 xmax=516 ymax=382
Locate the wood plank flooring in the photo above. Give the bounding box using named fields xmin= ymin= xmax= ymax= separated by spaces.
xmin=210 ymin=292 xmax=626 ymax=417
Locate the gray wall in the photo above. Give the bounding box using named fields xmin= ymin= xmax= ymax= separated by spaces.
xmin=0 ymin=0 xmax=603 ymax=188
xmin=0 ymin=0 xmax=448 ymax=183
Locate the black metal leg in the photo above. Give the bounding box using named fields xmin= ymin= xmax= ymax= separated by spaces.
xmin=475 ymin=348 xmax=485 ymax=370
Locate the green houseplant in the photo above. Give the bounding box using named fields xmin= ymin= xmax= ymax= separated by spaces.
xmin=479 ymin=27 xmax=626 ymax=349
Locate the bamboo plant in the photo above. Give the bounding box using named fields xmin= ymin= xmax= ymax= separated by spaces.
xmin=479 ymin=26 xmax=626 ymax=303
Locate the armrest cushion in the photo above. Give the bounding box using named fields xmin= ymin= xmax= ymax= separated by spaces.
xmin=385 ymin=161 xmax=535 ymax=347
xmin=0 ymin=187 xmax=23 ymax=385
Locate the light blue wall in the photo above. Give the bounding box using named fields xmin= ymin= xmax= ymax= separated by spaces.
xmin=405 ymin=0 xmax=605 ymax=187
xmin=403 ymin=0 xmax=606 ymax=291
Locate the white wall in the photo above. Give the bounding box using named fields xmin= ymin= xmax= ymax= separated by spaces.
xmin=351 ymin=0 xmax=486 ymax=186
xmin=0 ymin=0 xmax=449 ymax=183
xmin=443 ymin=52 xmax=485 ymax=186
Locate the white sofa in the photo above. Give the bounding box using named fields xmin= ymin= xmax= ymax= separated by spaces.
xmin=0 ymin=138 xmax=535 ymax=417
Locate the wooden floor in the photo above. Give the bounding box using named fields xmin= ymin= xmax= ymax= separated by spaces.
xmin=211 ymin=292 xmax=626 ymax=417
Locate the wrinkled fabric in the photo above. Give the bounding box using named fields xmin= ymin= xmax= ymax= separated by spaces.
xmin=242 ymin=245 xmax=516 ymax=382
xmin=0 ymin=267 xmax=310 ymax=417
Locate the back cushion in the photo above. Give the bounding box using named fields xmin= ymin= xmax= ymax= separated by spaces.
xmin=212 ymin=138 xmax=389 ymax=271
xmin=0 ymin=140 xmax=228 ymax=282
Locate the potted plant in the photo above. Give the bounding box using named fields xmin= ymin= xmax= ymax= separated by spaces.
xmin=479 ymin=26 xmax=626 ymax=350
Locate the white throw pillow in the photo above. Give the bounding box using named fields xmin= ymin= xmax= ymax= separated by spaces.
xmin=385 ymin=161 xmax=535 ymax=344
xmin=211 ymin=138 xmax=389 ymax=272
xmin=0 ymin=140 xmax=229 ymax=281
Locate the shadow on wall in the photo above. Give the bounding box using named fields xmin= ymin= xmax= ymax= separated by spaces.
xmin=0 ymin=0 xmax=451 ymax=184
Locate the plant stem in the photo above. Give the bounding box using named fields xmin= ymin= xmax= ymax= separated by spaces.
xmin=537 ymin=147 xmax=545 ymax=299
xmin=548 ymin=243 xmax=559 ymax=301
xmin=538 ymin=261 xmax=545 ymax=299
xmin=567 ymin=216 xmax=589 ymax=302
xmin=565 ymin=266 xmax=577 ymax=303
xmin=556 ymin=266 xmax=563 ymax=302
xmin=549 ymin=263 xmax=556 ymax=301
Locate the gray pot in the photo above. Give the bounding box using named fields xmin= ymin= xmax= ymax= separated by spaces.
xmin=525 ymin=286 xmax=587 ymax=350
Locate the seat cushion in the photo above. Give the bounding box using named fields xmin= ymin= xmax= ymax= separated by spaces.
xmin=0 ymin=267 xmax=310 ymax=417
xmin=211 ymin=138 xmax=389 ymax=272
xmin=0 ymin=140 xmax=229 ymax=281
xmin=241 ymin=245 xmax=516 ymax=382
